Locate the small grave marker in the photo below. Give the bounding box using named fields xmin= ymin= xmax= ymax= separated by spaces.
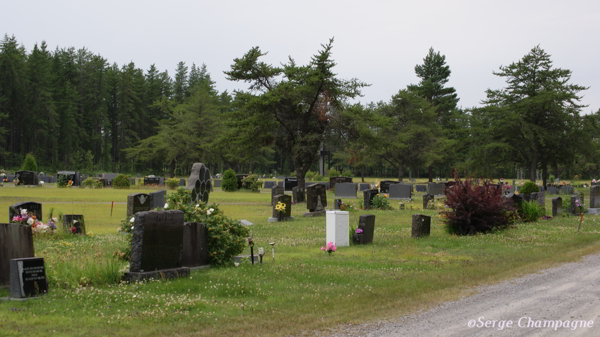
xmin=10 ymin=257 xmax=48 ymax=298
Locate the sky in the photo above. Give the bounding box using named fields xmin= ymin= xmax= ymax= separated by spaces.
xmin=3 ymin=0 xmax=600 ymax=113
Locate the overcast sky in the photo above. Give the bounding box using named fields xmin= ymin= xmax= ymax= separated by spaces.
xmin=3 ymin=0 xmax=600 ymax=113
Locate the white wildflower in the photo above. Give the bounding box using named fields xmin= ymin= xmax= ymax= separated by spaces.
xmin=164 ymin=203 xmax=168 ymax=209
xmin=21 ymin=209 xmax=27 ymax=215
xmin=130 ymin=217 xmax=135 ymax=223
xmin=27 ymin=217 xmax=34 ymax=225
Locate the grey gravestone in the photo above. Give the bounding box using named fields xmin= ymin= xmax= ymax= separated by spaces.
xmin=187 ymin=163 xmax=211 ymax=203
xmin=100 ymin=173 xmax=118 ymax=185
xmin=240 ymin=220 xmax=253 ymax=226
xmin=272 ymin=194 xmax=292 ymax=219
xmin=329 ymin=176 xmax=352 ymax=189
xmin=389 ymin=184 xmax=412 ymax=200
xmin=0 ymin=223 xmax=34 ymax=285
xmin=182 ymin=222 xmax=209 ymax=268
xmin=358 ymin=183 xmax=370 ymax=191
xmin=264 ymin=181 xmax=276 ymax=189
xmin=10 ymin=257 xmax=48 ymax=298
xmin=560 ymin=185 xmax=573 ymax=195
xmin=547 ymin=186 xmax=557 ymax=195
xmin=412 ymin=214 xmax=431 ymax=238
xmin=334 ymin=199 xmax=342 ymax=210
xmin=423 ymin=194 xmax=434 ymax=209
xmin=353 ymin=214 xmax=375 ymax=244
xmin=126 ymin=210 xmax=188 ymax=281
xmin=144 ymin=176 xmax=160 ymax=185
xmin=379 ymin=180 xmax=400 ymax=193
xmin=591 ymin=185 xmax=600 ymax=208
xmin=427 ymin=182 xmax=446 ymax=196
xmin=159 ymin=177 xmax=165 ymax=185
xmin=536 ymin=190 xmax=545 ymax=208
xmin=277 ymin=181 xmax=284 ymax=187
xmin=179 ymin=178 xmax=185 ymax=187
xmin=14 ymin=171 xmax=38 ymax=186
xmin=284 ymin=177 xmax=298 ymax=191
xmin=213 ymin=179 xmax=221 ymax=188
xmin=416 ymin=185 xmax=426 ymax=192
xmin=62 ymin=215 xmax=85 ymax=235
xmin=552 ymin=197 xmax=562 ymax=217
xmin=306 ymin=183 xmax=327 ymax=213
xmin=9 ymin=202 xmax=43 ymax=223
xmin=271 ymin=186 xmax=285 ymax=206
xmin=363 ymin=189 xmax=379 ymax=210
xmin=292 ymin=186 xmax=305 ymax=203
xmin=151 ymin=190 xmax=166 ymax=209
xmin=57 ymin=171 xmax=80 ymax=186
xmin=127 ymin=193 xmax=153 ymax=217
xmin=236 ymin=174 xmax=248 ymax=189
xmin=335 ymin=183 xmax=357 ymax=199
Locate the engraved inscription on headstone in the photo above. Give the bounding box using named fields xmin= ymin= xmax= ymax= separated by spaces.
xmin=127 ymin=193 xmax=153 ymax=217
xmin=10 ymin=257 xmax=48 ymax=298
xmin=9 ymin=201 xmax=43 ymax=223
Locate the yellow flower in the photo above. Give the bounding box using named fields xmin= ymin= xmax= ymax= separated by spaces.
xmin=275 ymin=202 xmax=286 ymax=212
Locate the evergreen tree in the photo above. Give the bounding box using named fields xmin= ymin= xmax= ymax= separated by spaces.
xmin=173 ymin=61 xmax=188 ymax=103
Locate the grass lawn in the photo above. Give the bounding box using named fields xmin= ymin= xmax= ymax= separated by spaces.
xmin=0 ymin=184 xmax=599 ymax=336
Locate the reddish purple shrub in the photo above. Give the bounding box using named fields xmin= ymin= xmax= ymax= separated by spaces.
xmin=442 ymin=179 xmax=517 ymax=235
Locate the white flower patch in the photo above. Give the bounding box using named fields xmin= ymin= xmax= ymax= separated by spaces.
xmin=206 ymin=208 xmax=215 ymax=216
xmin=130 ymin=217 xmax=135 ymax=223
xmin=164 ymin=203 xmax=169 ymax=209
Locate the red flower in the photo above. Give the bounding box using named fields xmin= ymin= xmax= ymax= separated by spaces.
xmin=70 ymin=226 xmax=77 ymax=234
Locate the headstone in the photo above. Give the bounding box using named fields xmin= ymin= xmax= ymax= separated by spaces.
xmin=272 ymin=194 xmax=292 ymax=219
xmin=62 ymin=214 xmax=85 ymax=235
xmin=353 ymin=214 xmax=375 ymax=245
xmin=427 ymin=182 xmax=446 ymax=196
xmin=284 ymin=177 xmax=298 ymax=191
xmin=560 ymin=185 xmax=573 ymax=195
xmin=334 ymin=199 xmax=342 ymax=210
xmin=412 ymin=214 xmax=431 ymax=238
xmin=57 ymin=171 xmax=81 ymax=186
xmin=509 ymin=193 xmax=524 ymax=212
xmin=423 ymin=194 xmax=434 ymax=209
xmin=236 ymin=174 xmax=248 ymax=189
xmin=159 ymin=177 xmax=165 ymax=185
xmin=213 ymin=179 xmax=221 ymax=188
xmin=125 ymin=210 xmax=188 ymax=281
xmin=306 ymin=183 xmax=327 ymax=213
xmin=292 ymin=186 xmax=305 ymax=203
xmin=358 ymin=183 xmax=370 ymax=191
xmin=536 ymin=190 xmax=545 ymax=208
xmin=379 ymin=180 xmax=400 ymax=193
xmin=335 ymin=183 xmax=357 ymax=198
xmin=271 ymin=186 xmax=285 ymax=206
xmin=389 ymin=184 xmax=412 ymax=200
xmin=100 ymin=173 xmax=118 ymax=185
xmin=9 ymin=202 xmax=43 ymax=223
xmin=179 ymin=178 xmax=185 ymax=186
xmin=151 ymin=190 xmax=166 ymax=210
xmin=264 ymin=181 xmax=277 ymax=189
xmin=552 ymin=197 xmax=562 ymax=217
xmin=182 ymin=222 xmax=209 ymax=268
xmin=326 ymin=210 xmax=349 ymax=247
xmin=547 ymin=186 xmax=557 ymax=195
xmin=277 ymin=181 xmax=284 ymax=187
xmin=416 ymin=184 xmax=427 ymax=192
xmin=570 ymin=195 xmax=581 ymax=215
xmin=144 ymin=176 xmax=160 ymax=185
xmin=589 ymin=186 xmax=600 ymax=214
xmin=127 ymin=193 xmax=153 ymax=217
xmin=363 ymin=189 xmax=379 ymax=210
xmin=14 ymin=171 xmax=38 ymax=186
xmin=187 ymin=163 xmax=211 ymax=203
xmin=0 ymin=223 xmax=34 ymax=285
xmin=10 ymin=257 xmax=48 ymax=298
xmin=329 ymin=176 xmax=353 ymax=190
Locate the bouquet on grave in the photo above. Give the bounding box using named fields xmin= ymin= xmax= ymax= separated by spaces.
xmin=320 ymin=241 xmax=336 ymax=256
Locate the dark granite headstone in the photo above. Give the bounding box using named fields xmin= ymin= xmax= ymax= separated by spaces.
xmin=292 ymin=186 xmax=305 ymax=203
xmin=306 ymin=183 xmax=328 ymax=212
xmin=271 ymin=186 xmax=284 ymax=206
xmin=537 ymin=190 xmax=545 ymax=208
xmin=187 ymin=163 xmax=211 ymax=203
xmin=144 ymin=176 xmax=160 ymax=185
xmin=264 ymin=181 xmax=277 ymax=189
xmin=213 ymin=179 xmax=221 ymax=188
xmin=427 ymin=182 xmax=446 ymax=196
xmin=334 ymin=199 xmax=342 ymax=210
xmin=412 ymin=214 xmax=431 ymax=238
xmin=284 ymin=177 xmax=298 ymax=191
xmin=272 ymin=194 xmax=292 ymax=218
xmin=547 ymin=186 xmax=557 ymax=195
xmin=9 ymin=202 xmax=43 ymax=223
xmin=179 ymin=178 xmax=186 ymax=186
xmin=127 ymin=193 xmax=153 ymax=217
xmin=560 ymin=185 xmax=573 ymax=195
xmin=552 ymin=197 xmax=562 ymax=217
xmin=62 ymin=214 xmax=85 ymax=235
xmin=335 ymin=183 xmax=357 ymax=198
xmin=379 ymin=180 xmax=400 ymax=193
xmin=389 ymin=184 xmax=412 ymax=200
xmin=358 ymin=183 xmax=370 ymax=191
xmin=353 ymin=214 xmax=375 ymax=244
xmin=10 ymin=257 xmax=47 ymax=298
xmin=329 ymin=176 xmax=353 ymax=189
xmin=509 ymin=193 xmax=524 ymax=211
xmin=151 ymin=190 xmax=166 ymax=209
xmin=416 ymin=184 xmax=427 ymax=192
xmin=530 ymin=192 xmax=539 ymax=205
xmin=182 ymin=222 xmax=209 ymax=267
xmin=236 ymin=174 xmax=248 ymax=189
xmin=363 ymin=189 xmax=379 ymax=210
xmin=14 ymin=171 xmax=38 ymax=185
xmin=591 ymin=185 xmax=600 ymax=208
xmin=0 ymin=223 xmax=34 ymax=285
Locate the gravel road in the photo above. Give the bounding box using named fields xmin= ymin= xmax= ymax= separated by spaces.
xmin=328 ymin=254 xmax=600 ymax=337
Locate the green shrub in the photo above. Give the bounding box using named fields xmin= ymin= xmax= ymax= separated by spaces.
xmin=82 ymin=178 xmax=95 ymax=188
xmin=166 ymin=177 xmax=180 ymax=190
xmin=112 ymin=174 xmax=130 ymax=189
xmin=57 ymin=175 xmax=68 ymax=188
xmin=328 ymin=169 xmax=341 ymax=177
xmin=521 ymin=201 xmax=545 ymax=222
xmin=520 ymin=181 xmax=539 ymax=195
xmin=165 ymin=188 xmax=249 ymax=266
xmin=21 ymin=153 xmax=38 ymax=171
xmin=242 ymin=174 xmax=262 ymax=192
xmin=341 ymin=169 xmax=353 ymax=177
xmin=371 ymin=195 xmax=392 ymax=210
xmin=305 ymin=171 xmax=316 ymax=180
xmin=548 ymin=175 xmax=555 ymax=184
xmin=94 ymin=180 xmax=103 ymax=188
xmin=222 ymin=169 xmax=237 ymax=192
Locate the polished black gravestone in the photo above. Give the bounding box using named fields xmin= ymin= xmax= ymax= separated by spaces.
xmin=358 ymin=183 xmax=371 ymax=191
xmin=182 ymin=222 xmax=209 ymax=268
xmin=379 ymin=180 xmax=400 ymax=193
xmin=151 ymin=190 xmax=166 ymax=209
xmin=271 ymin=186 xmax=284 ymax=206
xmin=389 ymin=183 xmax=412 ymax=200
xmin=353 ymin=214 xmax=375 ymax=245
xmin=14 ymin=170 xmax=38 ymax=186
xmin=9 ymin=201 xmax=42 ymax=223
xmin=62 ymin=214 xmax=86 ymax=235
xmin=272 ymin=194 xmax=292 ymax=219
xmin=144 ymin=176 xmax=160 ymax=185
xmin=10 ymin=257 xmax=48 ymax=298
xmin=292 ymin=186 xmax=305 ymax=203
xmin=1 ymin=223 xmax=34 ymax=285
xmin=284 ymin=177 xmax=298 ymax=191
xmin=187 ymin=163 xmax=212 ymax=203
xmin=125 ymin=210 xmax=188 ymax=281
xmin=329 ymin=176 xmax=353 ymax=190
xmin=427 ymin=182 xmax=446 ymax=196
xmin=363 ymin=189 xmax=379 ymax=210
xmin=306 ymin=183 xmax=328 ymax=212
xmin=179 ymin=178 xmax=186 ymax=186
xmin=127 ymin=193 xmax=153 ymax=217
xmin=552 ymin=197 xmax=563 ymax=217
xmin=412 ymin=214 xmax=431 ymax=238
xmin=416 ymin=185 xmax=427 ymax=192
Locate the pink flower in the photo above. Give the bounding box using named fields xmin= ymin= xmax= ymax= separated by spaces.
xmin=320 ymin=247 xmax=325 ymax=251
xmin=356 ymin=228 xmax=363 ymax=234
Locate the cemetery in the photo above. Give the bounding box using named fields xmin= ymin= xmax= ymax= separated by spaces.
xmin=1 ymin=172 xmax=599 ymax=336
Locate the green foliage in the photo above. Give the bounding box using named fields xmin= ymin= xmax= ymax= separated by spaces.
xmin=328 ymin=169 xmax=341 ymax=177
xmin=305 ymin=171 xmax=316 ymax=180
xmin=165 ymin=177 xmax=180 ymax=190
xmin=222 ymin=169 xmax=238 ymax=192
xmin=166 ymin=188 xmax=249 ymax=266
xmin=112 ymin=174 xmax=130 ymax=189
xmin=520 ymin=181 xmax=539 ymax=195
xmin=371 ymin=195 xmax=392 ymax=210
xmin=548 ymin=175 xmax=555 ymax=183
xmin=341 ymin=169 xmax=353 ymax=177
xmin=21 ymin=153 xmax=38 ymax=171
xmin=57 ymin=175 xmax=68 ymax=188
xmin=241 ymin=174 xmax=262 ymax=192
xmin=520 ymin=201 xmax=545 ymax=222
xmin=82 ymin=178 xmax=96 ymax=188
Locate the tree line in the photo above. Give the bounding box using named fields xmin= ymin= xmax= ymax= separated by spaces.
xmin=1 ymin=35 xmax=599 ymax=186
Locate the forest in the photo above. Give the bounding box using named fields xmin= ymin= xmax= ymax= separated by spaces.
xmin=1 ymin=35 xmax=599 ymax=186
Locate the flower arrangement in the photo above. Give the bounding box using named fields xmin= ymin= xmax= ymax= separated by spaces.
xmin=12 ymin=208 xmax=56 ymax=234
xmin=67 ymin=180 xmax=73 ymax=187
xmin=275 ymin=201 xmax=286 ymax=220
xmin=320 ymin=241 xmax=336 ymax=255
xmin=339 ymin=200 xmax=354 ymax=211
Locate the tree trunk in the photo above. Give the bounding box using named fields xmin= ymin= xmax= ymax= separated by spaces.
xmin=542 ymin=165 xmax=548 ymax=188
xmin=428 ymin=165 xmax=433 ymax=182
xmin=360 ymin=166 xmax=364 ymax=183
xmin=398 ymin=164 xmax=404 ymax=181
xmin=296 ymin=165 xmax=308 ymax=193
xmin=530 ymin=156 xmax=537 ymax=182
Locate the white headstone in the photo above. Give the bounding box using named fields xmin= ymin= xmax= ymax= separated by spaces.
xmin=325 ymin=210 xmax=349 ymax=247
